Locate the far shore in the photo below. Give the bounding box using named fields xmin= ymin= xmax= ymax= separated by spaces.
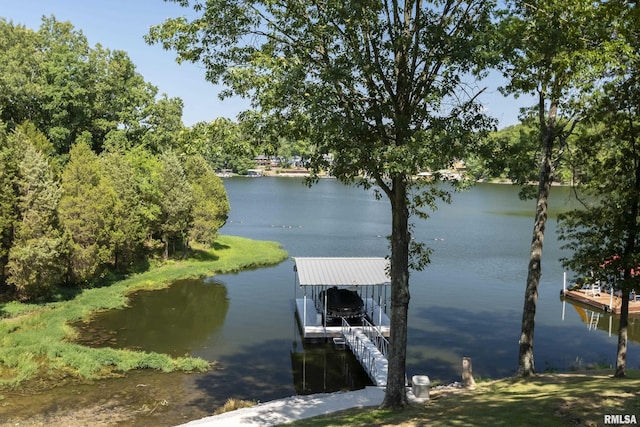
xmin=223 ymin=168 xmax=574 ymax=186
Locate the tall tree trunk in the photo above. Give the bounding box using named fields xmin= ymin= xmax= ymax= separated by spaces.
xmin=518 ymin=98 xmax=556 ymax=377
xmin=615 ymin=292 xmax=629 ymax=378
xmin=381 ymin=176 xmax=410 ymax=409
xmin=616 ymin=130 xmax=640 ymax=378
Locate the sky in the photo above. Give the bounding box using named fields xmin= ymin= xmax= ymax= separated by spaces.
xmin=2 ymin=1 xmax=533 ymax=128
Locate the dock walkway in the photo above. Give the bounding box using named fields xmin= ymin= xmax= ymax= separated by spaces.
xmin=341 ymin=322 xmax=389 ymax=386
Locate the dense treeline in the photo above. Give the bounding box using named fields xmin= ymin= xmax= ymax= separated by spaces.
xmin=0 ymin=17 xmax=230 ymax=301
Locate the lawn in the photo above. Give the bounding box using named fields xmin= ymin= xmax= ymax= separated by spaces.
xmin=287 ymin=370 xmax=640 ymax=427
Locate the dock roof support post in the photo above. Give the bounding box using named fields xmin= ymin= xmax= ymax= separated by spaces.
xmin=379 ymin=295 xmax=383 ymax=331
xmin=324 ymin=286 xmax=327 ymax=339
xmin=303 ymin=294 xmax=307 ymax=336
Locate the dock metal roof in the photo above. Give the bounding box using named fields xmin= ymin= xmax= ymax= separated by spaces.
xmin=293 ymin=257 xmax=391 ymax=287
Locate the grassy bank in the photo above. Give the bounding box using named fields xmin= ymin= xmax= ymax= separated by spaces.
xmin=0 ymin=235 xmax=288 ymax=388
xmin=289 ymin=370 xmax=640 ymax=427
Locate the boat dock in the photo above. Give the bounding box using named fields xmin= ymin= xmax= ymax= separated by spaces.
xmin=293 ymin=298 xmax=391 ymax=386
xmin=292 ymin=257 xmax=393 ymax=387
xmin=294 ymin=297 xmax=390 ymax=339
xmin=561 ymin=288 xmax=640 ymax=315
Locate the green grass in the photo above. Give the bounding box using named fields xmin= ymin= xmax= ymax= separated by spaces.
xmin=287 ymin=370 xmax=640 ymax=427
xmin=0 ymin=235 xmax=288 ymax=388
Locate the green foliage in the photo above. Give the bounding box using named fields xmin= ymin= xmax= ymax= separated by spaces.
xmin=100 ymin=150 xmax=148 ymax=271
xmin=141 ymin=94 xmax=185 ymax=153
xmin=183 ymin=154 xmax=230 ymax=246
xmin=556 ymin=1 xmax=640 ymax=377
xmin=147 ymin=1 xmax=496 ymax=189
xmin=6 ymin=138 xmax=65 ymax=300
xmin=0 ymin=125 xmax=19 ymax=284
xmin=180 ymin=118 xmax=257 ymax=174
xmin=0 ymin=20 xmax=42 ymax=130
xmin=559 ymin=105 xmax=640 ymax=284
xmin=0 ymin=16 xmax=246 ymax=299
xmin=158 ymin=151 xmax=194 ymax=258
xmin=558 ymin=0 xmax=640 ymax=292
xmin=121 ymin=146 xmax=164 ymax=251
xmin=59 ymin=141 xmax=116 ymax=284
xmin=496 ymin=0 xmax=613 ymax=376
xmin=496 ymin=0 xmax=611 ymax=187
xmin=0 ymin=16 xmax=185 ymax=156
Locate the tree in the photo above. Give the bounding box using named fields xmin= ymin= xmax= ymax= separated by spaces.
xmin=147 ymin=0 xmax=495 ymax=408
xmin=123 ymin=146 xmax=164 ymax=254
xmin=558 ymin=0 xmax=640 ymax=378
xmin=0 ymin=19 xmax=43 ymax=130
xmin=6 ymin=134 xmax=65 ymax=300
xmin=183 ymin=154 xmax=229 ymax=246
xmin=100 ymin=149 xmax=149 ymax=271
xmin=36 ymin=17 xmax=94 ymax=154
xmin=59 ymin=141 xmax=116 ymax=284
xmin=141 ymin=94 xmax=185 ymax=153
xmin=497 ymin=0 xmax=606 ymax=376
xmin=180 ymin=118 xmax=257 ymax=173
xmin=88 ymin=48 xmax=158 ymax=151
xmin=0 ymin=122 xmax=19 ymax=286
xmin=466 ymin=123 xmax=538 ymax=181
xmin=0 ymin=17 xmax=168 ymax=156
xmin=157 ymin=151 xmax=193 ymax=259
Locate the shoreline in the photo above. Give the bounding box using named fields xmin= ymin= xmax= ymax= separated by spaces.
xmin=0 ymin=235 xmax=288 ymax=390
xmin=222 ymin=169 xmax=573 ymax=186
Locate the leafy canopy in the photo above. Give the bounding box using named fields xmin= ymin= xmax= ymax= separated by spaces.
xmin=147 ymin=1 xmax=496 ymax=185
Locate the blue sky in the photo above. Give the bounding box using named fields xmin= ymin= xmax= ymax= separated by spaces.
xmin=3 ymin=1 xmax=532 ymax=128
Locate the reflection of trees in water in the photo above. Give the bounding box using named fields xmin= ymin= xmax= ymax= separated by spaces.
xmin=74 ymin=278 xmax=229 ymax=357
xmin=407 ymin=304 xmax=640 ymax=381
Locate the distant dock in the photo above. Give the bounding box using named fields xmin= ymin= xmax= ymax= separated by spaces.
xmin=561 ymin=288 xmax=640 ymax=315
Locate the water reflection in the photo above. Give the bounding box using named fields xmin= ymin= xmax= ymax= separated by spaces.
xmin=563 ymin=299 xmax=640 ymax=343
xmin=290 ymin=342 xmax=373 ymax=395
xmin=74 ymin=274 xmax=372 ymax=398
xmin=74 ymin=279 xmax=229 ymax=357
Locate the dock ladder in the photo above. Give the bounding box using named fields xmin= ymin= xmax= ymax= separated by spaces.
xmin=588 ymin=311 xmax=600 ymax=330
xmin=340 ymin=318 xmax=389 ymax=386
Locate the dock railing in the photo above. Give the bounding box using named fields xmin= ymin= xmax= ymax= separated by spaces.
xmin=340 ymin=317 xmax=389 ymax=359
xmin=341 ymin=318 xmax=383 ymax=383
xmin=360 ymin=318 xmax=389 ymax=359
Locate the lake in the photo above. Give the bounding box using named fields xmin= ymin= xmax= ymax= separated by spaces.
xmin=71 ymin=177 xmax=640 ymax=422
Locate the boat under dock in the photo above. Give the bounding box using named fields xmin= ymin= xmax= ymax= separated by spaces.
xmin=295 ymin=297 xmax=391 ymax=339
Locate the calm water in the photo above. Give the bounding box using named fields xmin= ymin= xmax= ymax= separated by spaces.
xmin=75 ymin=178 xmax=640 ymax=410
